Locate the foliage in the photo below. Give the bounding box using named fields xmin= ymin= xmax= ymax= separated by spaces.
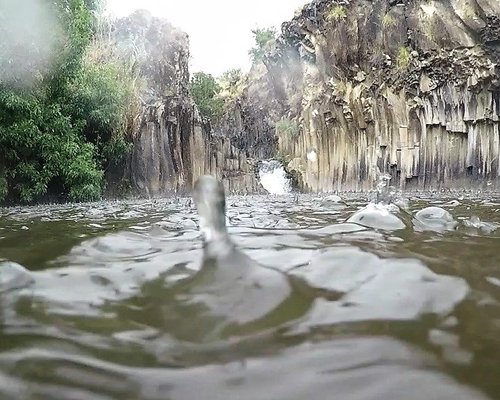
xmin=218 ymin=68 xmax=245 ymax=101
xmin=102 ymin=135 xmax=133 ymax=166
xmin=276 ymin=118 xmax=300 ymax=139
xmin=0 ymin=89 xmax=103 ymax=203
xmin=0 ymin=170 xmax=7 ymax=202
xmin=220 ymin=69 xmax=243 ymax=87
xmin=382 ymin=13 xmax=396 ymax=27
xmin=248 ymin=28 xmax=277 ymax=63
xmin=396 ymin=46 xmax=411 ymax=70
xmin=66 ymin=61 xmax=136 ymax=148
xmin=190 ymin=72 xmax=224 ymax=123
xmin=326 ymin=5 xmax=347 ymax=22
xmin=0 ymin=0 xmax=134 ymax=204
xmin=47 ymin=0 xmax=94 ymax=94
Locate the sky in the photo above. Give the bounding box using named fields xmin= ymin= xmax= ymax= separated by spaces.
xmin=105 ymin=0 xmax=308 ymax=76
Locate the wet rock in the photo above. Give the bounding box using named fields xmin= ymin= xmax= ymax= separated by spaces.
xmin=462 ymin=215 xmax=498 ymax=233
xmin=319 ymin=194 xmax=345 ymax=207
xmin=290 ymin=248 xmax=381 ymax=293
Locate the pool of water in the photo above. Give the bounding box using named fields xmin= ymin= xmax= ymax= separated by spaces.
xmin=1 ymin=192 xmax=499 ymax=399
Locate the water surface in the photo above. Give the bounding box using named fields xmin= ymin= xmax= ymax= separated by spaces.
xmin=1 ymin=192 xmax=499 ymax=399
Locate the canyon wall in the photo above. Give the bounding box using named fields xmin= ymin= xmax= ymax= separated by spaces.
xmin=222 ymin=0 xmax=500 ymax=191
xmin=111 ymin=10 xmax=259 ymax=196
xmin=115 ymin=1 xmax=500 ymax=196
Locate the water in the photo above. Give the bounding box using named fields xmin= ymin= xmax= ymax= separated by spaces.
xmin=258 ymin=160 xmax=291 ymax=195
xmin=1 ymin=192 xmax=500 ymax=399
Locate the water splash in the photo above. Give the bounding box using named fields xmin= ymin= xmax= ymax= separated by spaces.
xmin=347 ymin=203 xmax=407 ymax=231
xmin=376 ymin=171 xmax=393 ymax=204
xmin=258 ymin=160 xmax=291 ymax=195
xmin=413 ymin=207 xmax=458 ymax=232
xmin=347 ymin=169 xmax=408 ymax=230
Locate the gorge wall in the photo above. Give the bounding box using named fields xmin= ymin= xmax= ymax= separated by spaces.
xmin=221 ymin=0 xmax=500 ymax=192
xmin=111 ymin=11 xmax=260 ymax=196
xmin=116 ymin=1 xmax=500 ymax=196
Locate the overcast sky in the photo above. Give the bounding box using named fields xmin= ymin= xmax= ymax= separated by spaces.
xmin=105 ymin=0 xmax=308 ymax=76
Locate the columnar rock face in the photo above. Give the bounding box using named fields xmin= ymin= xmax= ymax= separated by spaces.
xmin=224 ymin=0 xmax=500 ymax=192
xmin=113 ymin=10 xmax=259 ymax=196
xmin=130 ymin=97 xmax=260 ymax=195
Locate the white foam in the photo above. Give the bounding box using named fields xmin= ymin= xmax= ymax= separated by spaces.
xmin=258 ymin=160 xmax=291 ymax=195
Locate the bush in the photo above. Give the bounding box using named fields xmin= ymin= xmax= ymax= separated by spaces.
xmin=68 ymin=63 xmax=128 ymax=137
xmin=0 ymin=0 xmax=128 ymax=204
xmin=276 ymin=118 xmax=300 ymax=139
xmin=66 ymin=60 xmax=136 ymax=162
xmin=0 ymin=171 xmax=7 ymax=202
xmin=326 ymin=5 xmax=347 ymax=22
xmin=396 ymin=46 xmax=411 ymax=70
xmin=218 ymin=68 xmax=245 ymax=101
xmin=248 ymin=28 xmax=277 ymax=63
xmin=190 ymin=72 xmax=224 ymax=123
xmin=0 ymin=89 xmax=103 ymax=203
xmin=102 ymin=135 xmax=133 ymax=166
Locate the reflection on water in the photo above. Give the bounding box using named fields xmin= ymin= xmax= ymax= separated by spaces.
xmin=1 ymin=193 xmax=500 ymax=399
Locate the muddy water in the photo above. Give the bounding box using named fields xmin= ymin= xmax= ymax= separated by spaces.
xmin=0 ymin=193 xmax=499 ymax=400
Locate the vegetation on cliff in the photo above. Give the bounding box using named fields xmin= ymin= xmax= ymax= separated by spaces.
xmin=190 ymin=72 xmax=224 ymax=123
xmin=248 ymin=28 xmax=277 ymax=63
xmin=0 ymin=0 xmax=135 ymax=204
xmin=218 ymin=0 xmax=500 ymax=192
xmin=190 ymin=28 xmax=274 ymax=126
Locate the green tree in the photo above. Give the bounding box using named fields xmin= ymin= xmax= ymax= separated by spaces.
xmin=65 ymin=61 xmax=134 ymax=164
xmin=190 ymin=72 xmax=224 ymax=123
xmin=0 ymin=0 xmax=133 ymax=204
xmin=0 ymin=90 xmax=102 ymax=203
xmin=248 ymin=27 xmax=277 ymax=63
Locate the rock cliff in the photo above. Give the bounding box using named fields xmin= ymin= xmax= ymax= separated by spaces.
xmin=221 ymin=0 xmax=500 ymax=191
xmin=111 ymin=10 xmax=259 ymax=196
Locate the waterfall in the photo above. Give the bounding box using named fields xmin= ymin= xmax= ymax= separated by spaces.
xmin=258 ymin=160 xmax=291 ymax=195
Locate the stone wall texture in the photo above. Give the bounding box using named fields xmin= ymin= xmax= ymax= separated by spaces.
xmin=222 ymin=0 xmax=500 ymax=191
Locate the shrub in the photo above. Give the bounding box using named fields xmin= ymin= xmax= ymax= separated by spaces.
xmin=0 ymin=171 xmax=7 ymax=202
xmin=218 ymin=68 xmax=245 ymax=101
xmin=0 ymin=89 xmax=103 ymax=203
xmin=382 ymin=13 xmax=396 ymax=27
xmin=190 ymin=72 xmax=224 ymax=123
xmin=248 ymin=28 xmax=277 ymax=63
xmin=66 ymin=60 xmax=136 ymax=164
xmin=276 ymin=118 xmax=300 ymax=139
xmin=327 ymin=5 xmax=347 ymax=22
xmin=0 ymin=0 xmax=112 ymax=204
xmin=396 ymin=46 xmax=411 ymax=70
